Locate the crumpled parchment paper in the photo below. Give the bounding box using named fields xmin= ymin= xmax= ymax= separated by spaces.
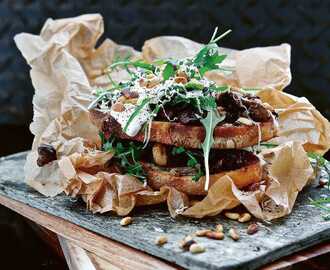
xmin=15 ymin=14 xmax=330 ymax=220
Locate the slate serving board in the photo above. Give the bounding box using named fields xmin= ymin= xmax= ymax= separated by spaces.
xmin=0 ymin=152 xmax=330 ymax=270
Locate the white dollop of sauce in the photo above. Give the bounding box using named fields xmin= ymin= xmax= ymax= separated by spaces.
xmin=110 ymin=103 xmax=150 ymax=137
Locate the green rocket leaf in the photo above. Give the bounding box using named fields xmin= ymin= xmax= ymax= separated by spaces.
xmin=200 ymin=109 xmax=225 ymax=191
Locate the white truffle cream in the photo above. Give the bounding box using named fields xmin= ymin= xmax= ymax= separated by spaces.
xmin=110 ymin=103 xmax=150 ymax=137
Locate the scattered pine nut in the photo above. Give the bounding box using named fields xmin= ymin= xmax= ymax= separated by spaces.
xmin=174 ymin=76 xmax=188 ymax=84
xmin=120 ymin=216 xmax=132 ymax=226
xmin=179 ymin=235 xmax=196 ymax=251
xmin=195 ymin=229 xmax=211 ymax=237
xmin=238 ymin=213 xmax=252 ymax=223
xmin=229 ymin=228 xmax=240 ymax=241
xmin=176 ymin=70 xmax=188 ymax=79
xmin=205 ymin=231 xmax=224 ymax=240
xmin=111 ymin=102 xmax=125 ymax=112
xmin=215 ymin=224 xmax=224 ymax=233
xmin=155 ymin=235 xmax=168 ymax=246
xmin=225 ymin=212 xmax=240 ymax=220
xmin=247 ymin=223 xmax=259 ymax=235
xmin=189 ymin=243 xmax=206 ymax=254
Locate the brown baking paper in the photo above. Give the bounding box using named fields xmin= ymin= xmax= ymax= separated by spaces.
xmin=15 ymin=14 xmax=330 ymax=220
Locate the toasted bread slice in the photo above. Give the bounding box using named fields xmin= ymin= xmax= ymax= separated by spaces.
xmin=90 ymin=109 xmax=277 ymax=149
xmin=141 ymin=156 xmax=262 ymax=195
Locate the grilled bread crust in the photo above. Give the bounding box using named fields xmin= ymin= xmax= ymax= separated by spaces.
xmin=141 ymin=159 xmax=262 ymax=195
xmin=90 ymin=109 xmax=277 ymax=149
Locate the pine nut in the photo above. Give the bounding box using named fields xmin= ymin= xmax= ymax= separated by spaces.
xmin=229 ymin=228 xmax=240 ymax=241
xmin=238 ymin=213 xmax=252 ymax=223
xmin=189 ymin=243 xmax=206 ymax=254
xmin=120 ymin=216 xmax=132 ymax=226
xmin=176 ymin=70 xmax=188 ymax=79
xmin=225 ymin=212 xmax=240 ymax=220
xmin=195 ymin=229 xmax=211 ymax=237
xmin=247 ymin=223 xmax=259 ymax=235
xmin=152 ymin=143 xmax=168 ymax=166
xmin=174 ymin=76 xmax=188 ymax=84
xmin=205 ymin=231 xmax=224 ymax=240
xmin=155 ymin=235 xmax=168 ymax=246
xmin=111 ymin=102 xmax=125 ymax=112
xmin=179 ymin=236 xmax=196 ymax=251
xmin=215 ymin=224 xmax=224 ymax=232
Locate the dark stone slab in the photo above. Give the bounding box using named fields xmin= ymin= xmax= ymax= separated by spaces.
xmin=0 ymin=152 xmax=329 ymax=270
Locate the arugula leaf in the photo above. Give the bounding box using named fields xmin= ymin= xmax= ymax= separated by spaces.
xmin=99 ymin=131 xmax=106 ymax=147
xmin=171 ymin=146 xmax=204 ymax=181
xmin=209 ymin=28 xmax=232 ymax=44
xmin=260 ymin=142 xmax=278 ymax=148
xmin=193 ymin=28 xmax=231 ymax=76
xmin=200 ymin=109 xmax=225 ymax=190
xmin=308 ymin=152 xmax=330 ymax=190
xmin=123 ymin=98 xmax=150 ymax=132
xmin=209 ymin=85 xmax=229 ymax=93
xmin=171 ymin=146 xmax=185 ymax=155
xmin=186 ymin=152 xmax=198 ymax=167
xmin=192 ymin=166 xmax=204 ymax=182
xmin=101 ymin=137 xmax=146 ymax=181
xmin=308 ymin=152 xmax=330 ymax=219
xmin=194 ymin=44 xmax=227 ymax=76
xmin=198 ymin=96 xmax=217 ymax=110
xmin=310 ymin=197 xmax=330 ymax=221
xmin=132 ymin=60 xmax=155 ymax=72
xmin=308 ymin=152 xmax=328 ymax=167
xmin=185 ymin=79 xmax=205 ymax=91
xmin=162 ymin=62 xmax=175 ymax=81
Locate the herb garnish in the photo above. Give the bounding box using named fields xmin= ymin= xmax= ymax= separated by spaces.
xmin=100 ymin=133 xmax=146 ymax=181
xmin=171 ymin=146 xmax=204 ymax=182
xmin=200 ymin=108 xmax=225 ymax=190
xmin=193 ymin=28 xmax=231 ymax=76
xmin=310 ymin=197 xmax=330 ymax=221
xmin=123 ymin=98 xmax=151 ymax=133
xmin=308 ymin=152 xmax=330 ymax=188
xmin=308 ymin=152 xmax=330 ymax=220
xmin=260 ymin=142 xmax=279 ymax=148
xmin=162 ymin=62 xmax=175 ymax=81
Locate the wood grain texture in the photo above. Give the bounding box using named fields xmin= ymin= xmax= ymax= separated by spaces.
xmin=59 ymin=235 xmax=330 ymax=270
xmin=262 ymin=242 xmax=330 ymax=270
xmin=0 ymin=152 xmax=330 ymax=270
xmin=59 ymin=236 xmax=123 ymax=270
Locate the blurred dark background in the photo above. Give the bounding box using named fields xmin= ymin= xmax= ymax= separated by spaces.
xmin=0 ymin=0 xmax=329 ymax=269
